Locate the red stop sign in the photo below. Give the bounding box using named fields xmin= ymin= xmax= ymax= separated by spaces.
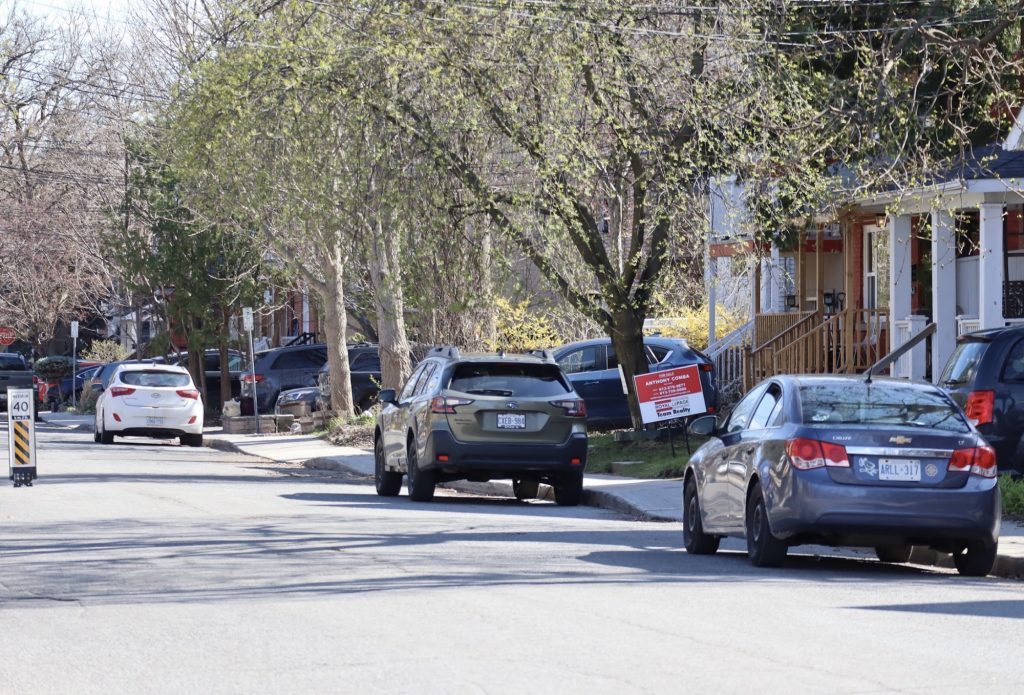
xmin=0 ymin=327 xmax=15 ymax=346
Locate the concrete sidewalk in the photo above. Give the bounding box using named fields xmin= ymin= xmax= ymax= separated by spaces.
xmin=39 ymin=412 xmax=1024 ymax=579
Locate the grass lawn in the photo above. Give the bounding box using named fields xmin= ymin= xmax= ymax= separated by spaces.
xmin=586 ymin=431 xmax=706 ymax=478
xmin=1000 ymin=474 xmax=1024 ymax=520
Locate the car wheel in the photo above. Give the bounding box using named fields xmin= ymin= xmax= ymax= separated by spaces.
xmin=875 ymin=545 xmax=912 ymax=564
xmin=683 ymin=478 xmax=720 ymax=555
xmin=406 ymin=439 xmax=435 ymax=502
xmin=375 ymin=437 xmax=402 ymax=497
xmin=746 ymin=485 xmax=787 ymax=567
xmin=953 ymin=539 xmax=997 ymax=577
xmin=93 ymin=429 xmax=100 ymax=443
xmin=100 ymin=426 xmax=114 ymax=445
xmin=553 ymin=472 xmax=584 ymax=506
xmin=180 ymin=433 xmax=203 ymax=447
xmin=513 ymin=479 xmax=539 ymax=501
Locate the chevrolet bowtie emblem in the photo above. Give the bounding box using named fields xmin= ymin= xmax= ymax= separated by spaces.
xmin=889 ymin=435 xmax=912 ymax=445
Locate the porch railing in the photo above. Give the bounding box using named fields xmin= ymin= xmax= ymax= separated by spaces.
xmin=706 ymin=320 xmax=753 ymax=407
xmin=956 ymin=315 xmax=981 ymax=336
xmin=754 ymin=311 xmax=815 ymax=347
xmin=769 ymin=308 xmax=890 ymax=379
xmin=745 ymin=311 xmax=820 ymax=389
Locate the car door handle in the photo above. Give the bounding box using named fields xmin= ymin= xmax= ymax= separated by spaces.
xmin=715 ymin=463 xmax=728 ymax=475
xmin=581 ymin=381 xmax=600 ymax=386
xmin=744 ymin=446 xmax=757 ymax=455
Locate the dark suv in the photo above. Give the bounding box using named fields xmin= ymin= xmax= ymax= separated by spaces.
xmin=374 ymin=347 xmax=588 ymax=505
xmin=552 ymin=336 xmax=718 ymax=429
xmin=241 ymin=344 xmax=328 ymax=413
xmin=314 ymin=343 xmax=383 ymax=413
xmin=940 ymin=325 xmax=1024 ymax=475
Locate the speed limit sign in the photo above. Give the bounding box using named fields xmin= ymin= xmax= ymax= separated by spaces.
xmin=7 ymin=388 xmax=36 ymax=487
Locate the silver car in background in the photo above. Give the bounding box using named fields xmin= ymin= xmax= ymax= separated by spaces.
xmin=683 ymin=375 xmax=1001 ymax=576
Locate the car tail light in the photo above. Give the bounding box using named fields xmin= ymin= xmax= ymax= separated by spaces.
xmin=550 ymin=399 xmax=587 ymax=417
xmin=242 ymin=373 xmax=264 ymax=383
xmin=700 ymin=363 xmax=714 ymax=372
xmin=113 ymin=413 xmax=122 ymax=422
xmin=570 ymin=457 xmax=582 ymax=465
xmin=964 ymin=391 xmax=994 ymax=426
xmin=948 ymin=446 xmax=997 ymax=478
xmin=785 ymin=438 xmax=849 ymax=470
xmin=177 ymin=389 xmax=200 ymax=400
xmin=109 ymin=386 xmax=135 ymax=397
xmin=431 ymin=396 xmax=473 ymax=414
xmin=188 ymin=416 xmax=197 ymax=425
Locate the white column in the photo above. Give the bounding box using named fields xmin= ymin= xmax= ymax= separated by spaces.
xmin=932 ymin=209 xmax=957 ymax=381
xmin=302 ymin=288 xmax=311 ymax=334
xmin=888 ymin=214 xmax=912 ymax=376
xmin=770 ymin=244 xmax=782 ymax=311
xmin=760 ymin=258 xmax=772 ymax=313
xmin=888 ymin=214 xmax=913 ymax=322
xmin=979 ymin=203 xmax=1004 ymax=329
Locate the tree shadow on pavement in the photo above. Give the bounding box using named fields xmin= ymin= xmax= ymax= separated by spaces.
xmin=853 ymin=599 xmax=1024 ymax=619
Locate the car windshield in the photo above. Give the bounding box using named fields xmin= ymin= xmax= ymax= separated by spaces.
xmin=119 ymin=370 xmax=192 ymax=387
xmin=939 ymin=340 xmax=988 ymax=386
xmin=0 ymin=354 xmax=26 ymax=370
xmin=799 ymin=383 xmax=969 ymax=432
xmin=448 ymin=363 xmax=571 ymax=397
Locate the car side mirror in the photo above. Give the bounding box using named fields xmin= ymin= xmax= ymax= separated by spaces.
xmin=689 ymin=414 xmax=719 ymax=437
xmin=379 ymin=389 xmax=397 ymax=405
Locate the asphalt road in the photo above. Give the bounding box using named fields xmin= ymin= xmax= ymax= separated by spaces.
xmin=1 ymin=423 xmax=1022 ymax=694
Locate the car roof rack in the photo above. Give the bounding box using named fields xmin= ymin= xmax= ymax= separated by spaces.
xmin=428 ymin=346 xmax=461 ymax=359
xmin=525 ymin=349 xmax=556 ymax=363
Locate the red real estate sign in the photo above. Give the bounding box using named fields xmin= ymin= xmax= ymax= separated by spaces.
xmin=0 ymin=326 xmax=15 ymax=346
xmin=633 ymin=364 xmax=708 ymax=425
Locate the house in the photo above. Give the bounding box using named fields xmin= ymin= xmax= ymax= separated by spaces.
xmin=706 ymin=114 xmax=1024 ymax=394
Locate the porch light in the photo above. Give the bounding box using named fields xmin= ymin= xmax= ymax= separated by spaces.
xmin=875 ymin=213 xmax=888 ymax=228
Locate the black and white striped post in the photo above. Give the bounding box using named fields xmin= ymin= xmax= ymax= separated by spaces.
xmin=7 ymin=388 xmax=36 ymax=487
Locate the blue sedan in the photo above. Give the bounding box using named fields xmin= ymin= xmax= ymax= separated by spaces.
xmin=683 ymin=375 xmax=1001 ymax=576
xmin=553 ymin=336 xmax=718 ymax=429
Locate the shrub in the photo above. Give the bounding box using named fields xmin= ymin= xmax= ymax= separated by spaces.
xmin=644 ymin=305 xmax=747 ymax=351
xmin=79 ymin=386 xmax=99 ymax=414
xmin=485 ymin=297 xmax=561 ymax=352
xmin=34 ymin=356 xmax=75 ymax=380
xmin=81 ymin=340 xmax=130 ymax=364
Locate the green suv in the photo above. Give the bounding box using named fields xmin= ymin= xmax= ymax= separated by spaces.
xmin=374 ymin=347 xmax=588 ymax=505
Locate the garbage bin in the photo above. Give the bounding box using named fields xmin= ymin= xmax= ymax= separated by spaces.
xmin=240 ymin=396 xmax=255 ymax=416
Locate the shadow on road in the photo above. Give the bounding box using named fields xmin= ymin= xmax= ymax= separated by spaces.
xmin=853 ymin=599 xmax=1024 ymax=619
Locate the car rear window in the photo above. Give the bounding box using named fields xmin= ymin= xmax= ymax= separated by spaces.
xmin=799 ymin=383 xmax=969 ymax=433
xmin=939 ymin=340 xmax=989 ymax=386
xmin=119 ymin=370 xmax=192 ymax=387
xmin=0 ymin=354 xmax=26 ymax=370
xmin=448 ymin=363 xmax=572 ymax=397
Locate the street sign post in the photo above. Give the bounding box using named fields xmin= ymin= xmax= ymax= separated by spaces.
xmin=242 ymin=308 xmax=259 ymax=434
xmin=0 ymin=326 xmax=15 ymax=347
xmin=70 ymin=321 xmax=79 ymax=409
xmin=7 ymin=388 xmax=36 ymax=487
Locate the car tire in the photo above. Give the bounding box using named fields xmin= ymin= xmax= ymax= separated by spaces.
xmin=683 ymin=478 xmax=720 ymax=555
xmin=93 ymin=429 xmax=101 ymax=443
xmin=746 ymin=485 xmax=787 ymax=567
xmin=513 ymin=479 xmax=540 ymax=501
xmin=406 ymin=439 xmax=435 ymax=502
xmin=953 ymin=539 xmax=997 ymax=577
xmin=100 ymin=427 xmax=114 ymax=445
xmin=180 ymin=433 xmax=203 ymax=447
xmin=554 ymin=472 xmax=584 ymax=506
xmin=375 ymin=437 xmax=402 ymax=497
xmin=875 ymin=545 xmax=913 ymax=564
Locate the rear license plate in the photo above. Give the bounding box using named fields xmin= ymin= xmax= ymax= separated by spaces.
xmin=878 ymin=458 xmax=921 ymax=481
xmin=497 ymin=413 xmax=526 ymax=429
xmin=146 ymin=417 xmax=164 ymax=426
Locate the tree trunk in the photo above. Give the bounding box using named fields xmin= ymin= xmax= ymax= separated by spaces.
xmin=609 ymin=308 xmax=647 ymax=430
xmin=368 ymin=217 xmax=412 ymax=391
xmin=219 ymin=306 xmax=232 ymax=410
xmin=321 ymin=259 xmax=354 ymax=418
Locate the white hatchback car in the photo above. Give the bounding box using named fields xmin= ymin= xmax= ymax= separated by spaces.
xmin=94 ymin=363 xmax=204 ymax=446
